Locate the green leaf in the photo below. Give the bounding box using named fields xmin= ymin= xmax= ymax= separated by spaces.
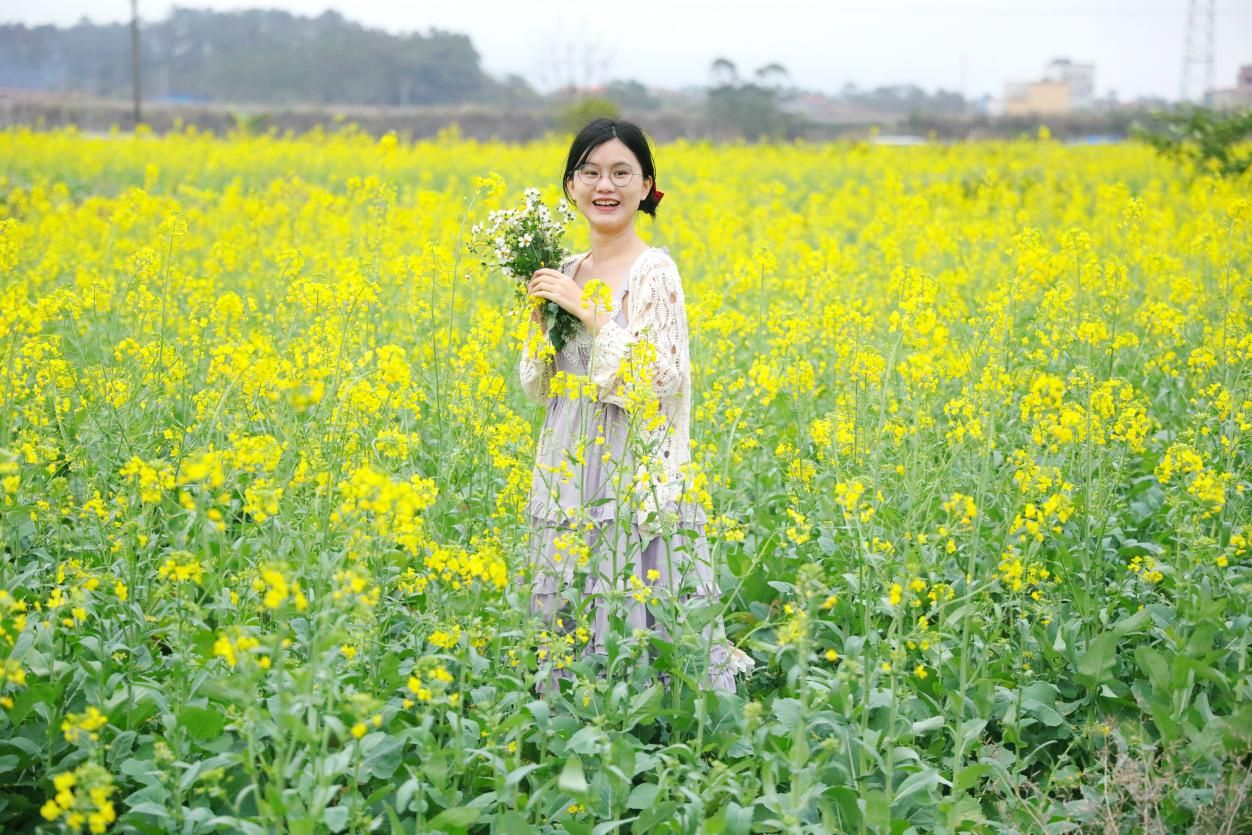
xmin=424 ymin=751 xmax=449 ymax=787
xmin=1076 ymin=632 xmax=1119 ymax=688
xmin=954 ymin=762 xmax=993 ymax=793
xmin=566 ymin=725 xmax=606 ymax=755
xmin=861 ymin=788 xmax=890 ymax=831
xmin=724 ymin=801 xmax=755 ymax=835
xmin=1111 ymin=607 xmax=1150 ymax=639
xmin=426 ymin=805 xmax=479 ymax=830
xmin=127 ymin=801 xmax=173 ymax=820
xmin=1021 ymin=696 xmax=1067 ymax=728
xmin=1135 ymin=646 xmax=1170 ymax=692
xmin=911 ymin=715 xmax=944 ymax=734
xmin=634 ymin=802 xmax=679 ymax=832
xmin=1186 ymin=622 xmax=1218 ymax=656
xmin=496 ymin=811 xmax=530 ymax=835
xmin=559 ymin=755 xmax=589 ymax=795
xmin=525 ymin=699 xmax=549 ymax=732
xmin=627 ymin=782 xmax=659 ymax=809
xmin=1175 ymin=656 xmax=1230 ymax=691
xmin=827 ymin=786 xmax=861 ymax=830
xmin=177 ymin=705 xmax=226 ymax=742
xmin=178 ymin=752 xmax=241 ymax=792
xmin=361 ymin=734 xmax=405 ymax=780
xmin=771 ymin=697 xmax=805 ymax=729
xmin=894 ymin=768 xmax=940 ymax=803
xmin=628 ymin=684 xmax=661 ymax=722
xmin=505 ymin=763 xmax=542 ymax=789
xmin=323 ymin=805 xmax=349 ymax=833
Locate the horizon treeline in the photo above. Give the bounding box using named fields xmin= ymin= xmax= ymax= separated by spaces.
xmin=1 ymin=7 xmax=980 ymax=117
xmin=0 ymin=7 xmax=543 ymax=107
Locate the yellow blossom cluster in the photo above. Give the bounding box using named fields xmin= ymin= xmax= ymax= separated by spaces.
xmin=1155 ymin=442 xmax=1232 ymax=518
xmin=119 ymin=456 xmax=175 ymax=503
xmin=40 ymin=763 xmax=117 ymax=834
xmin=997 ymin=546 xmax=1060 ymax=601
xmin=251 ymin=565 xmax=308 ymax=611
xmin=332 ymin=568 xmax=380 ymax=608
xmin=405 ymin=660 xmax=456 ymax=705
xmin=549 ymin=371 xmax=599 ymax=401
xmin=61 ymin=706 xmax=109 ymax=744
xmin=427 ymin=624 xmax=462 ymax=650
xmin=214 ymin=629 xmax=264 ymax=668
xmin=0 ymin=589 xmax=29 ymax=648
xmin=421 ymin=540 xmax=509 ymax=591
xmin=332 ymin=465 xmax=439 ymax=551
xmin=157 ymin=551 xmax=204 ymax=585
xmin=834 ymin=479 xmax=878 ymax=523
xmin=1127 ymin=555 xmax=1165 ymax=584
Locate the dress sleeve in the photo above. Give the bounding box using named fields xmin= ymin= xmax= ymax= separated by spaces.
xmin=519 ymin=322 xmax=554 ymax=404
xmin=588 ymin=253 xmax=688 ymax=410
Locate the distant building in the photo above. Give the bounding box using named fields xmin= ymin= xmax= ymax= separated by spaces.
xmin=1002 ymin=57 xmax=1095 ymax=116
xmin=1211 ymin=62 xmax=1252 ymax=111
xmin=1004 ymin=80 xmax=1070 ymax=116
xmin=1045 ymin=58 xmax=1095 ymax=110
xmin=1003 ymin=82 xmax=1029 ymax=104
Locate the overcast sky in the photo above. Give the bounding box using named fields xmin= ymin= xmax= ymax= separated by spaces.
xmin=8 ymin=0 xmax=1252 ymax=101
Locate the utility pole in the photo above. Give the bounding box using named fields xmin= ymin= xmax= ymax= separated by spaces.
xmin=130 ymin=0 xmax=142 ymax=128
xmin=1180 ymin=0 xmax=1216 ymax=104
xmin=959 ymin=54 xmax=967 ymax=112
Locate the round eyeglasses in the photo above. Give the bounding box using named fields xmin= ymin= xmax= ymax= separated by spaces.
xmin=574 ymin=164 xmax=638 ymax=187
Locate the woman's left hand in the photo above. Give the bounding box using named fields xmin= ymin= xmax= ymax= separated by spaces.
xmin=528 ymin=269 xmax=593 ymax=327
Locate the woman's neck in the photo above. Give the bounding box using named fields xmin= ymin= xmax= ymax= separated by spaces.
xmin=588 ymin=226 xmax=646 ymax=263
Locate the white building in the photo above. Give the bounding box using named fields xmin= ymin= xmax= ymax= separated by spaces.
xmin=1211 ymin=63 xmax=1252 ymax=111
xmin=1044 ymin=58 xmax=1095 ymax=111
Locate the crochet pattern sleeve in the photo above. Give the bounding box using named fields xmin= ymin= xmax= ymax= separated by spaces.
xmin=589 ymin=252 xmax=689 ymax=410
xmin=518 ymin=325 xmax=554 ymax=404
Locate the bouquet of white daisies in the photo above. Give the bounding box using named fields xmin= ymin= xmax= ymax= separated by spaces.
xmin=471 ymin=187 xmax=580 ymax=351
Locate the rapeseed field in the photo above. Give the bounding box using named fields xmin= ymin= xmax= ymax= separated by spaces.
xmin=0 ymin=123 xmax=1248 ymax=833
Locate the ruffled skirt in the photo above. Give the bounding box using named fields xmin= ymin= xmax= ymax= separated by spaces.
xmin=523 ymin=506 xmax=739 ymax=695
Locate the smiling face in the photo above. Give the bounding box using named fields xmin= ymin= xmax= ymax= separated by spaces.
xmin=565 ymin=138 xmax=654 ymax=233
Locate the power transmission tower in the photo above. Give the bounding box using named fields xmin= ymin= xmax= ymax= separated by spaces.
xmin=1180 ymin=0 xmax=1215 ymax=104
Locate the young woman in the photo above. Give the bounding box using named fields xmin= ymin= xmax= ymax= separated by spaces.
xmin=519 ymin=117 xmax=753 ymax=695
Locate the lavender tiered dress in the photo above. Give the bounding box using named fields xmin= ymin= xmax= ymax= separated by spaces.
xmin=523 ymin=248 xmax=738 ymax=694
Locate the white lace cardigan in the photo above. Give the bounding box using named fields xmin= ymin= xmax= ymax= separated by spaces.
xmin=518 ymin=247 xmax=697 ymax=537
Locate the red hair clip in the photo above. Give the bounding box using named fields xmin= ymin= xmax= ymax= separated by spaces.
xmin=651 ymin=187 xmax=665 ymax=205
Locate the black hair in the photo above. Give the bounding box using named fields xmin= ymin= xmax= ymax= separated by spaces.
xmin=562 ymin=118 xmax=660 ymax=218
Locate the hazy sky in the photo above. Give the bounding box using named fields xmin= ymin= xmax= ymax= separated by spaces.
xmin=8 ymin=0 xmax=1252 ymax=101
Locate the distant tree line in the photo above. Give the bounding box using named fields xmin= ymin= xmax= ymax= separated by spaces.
xmin=0 ymin=8 xmax=538 ymax=107
xmin=2 ymin=7 xmax=1034 ymax=142
xmin=704 ymin=58 xmax=799 ymax=140
xmin=837 ymin=82 xmax=967 ymax=116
